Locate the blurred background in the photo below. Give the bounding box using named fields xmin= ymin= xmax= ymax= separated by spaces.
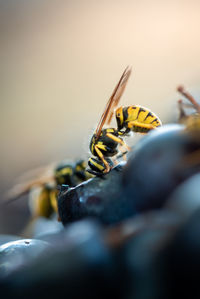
xmin=1 ymin=0 xmax=200 ymax=233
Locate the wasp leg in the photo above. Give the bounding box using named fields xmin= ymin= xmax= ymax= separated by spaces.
xmin=118 ymin=128 xmax=131 ymax=136
xmin=118 ymin=146 xmax=128 ymax=161
xmin=116 ymin=150 xmax=128 ymax=159
xmin=106 ymin=133 xmax=131 ymax=151
xmin=127 ymin=121 xmax=156 ymax=131
xmin=112 ymin=157 xmax=119 ymax=165
xmin=94 ymin=145 xmax=111 ymax=173
xmin=86 ymin=168 xmax=106 ymax=177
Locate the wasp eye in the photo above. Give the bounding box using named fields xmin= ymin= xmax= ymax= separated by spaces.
xmin=117 ymin=113 xmax=120 ymax=117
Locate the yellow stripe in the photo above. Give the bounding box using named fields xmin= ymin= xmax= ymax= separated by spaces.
xmin=106 ymin=128 xmax=114 ymax=133
xmin=144 ymin=114 xmax=155 ymax=124
xmin=89 ymin=158 xmax=104 ymax=170
xmin=96 ymin=143 xmax=107 ymax=151
xmin=56 ymin=168 xmax=73 ymax=176
xmin=91 ymin=142 xmax=94 ymax=154
xmin=80 ymin=161 xmax=87 ymax=168
xmin=127 ymin=106 xmax=162 ymax=127
xmin=127 ymin=106 xmax=139 ymax=121
xmin=75 ymin=165 xmax=82 ymax=171
xmin=138 ymin=110 xmax=149 ymax=122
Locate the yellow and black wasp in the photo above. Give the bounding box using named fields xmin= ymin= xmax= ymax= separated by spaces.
xmin=88 ymin=66 xmax=162 ymax=175
xmin=6 ymin=159 xmax=93 ymax=219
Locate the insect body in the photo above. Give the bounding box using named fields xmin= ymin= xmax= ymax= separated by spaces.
xmin=49 ymin=159 xmax=93 ymax=213
xmin=29 ymin=183 xmax=55 ymax=218
xmin=55 ymin=159 xmax=92 ymax=187
xmin=88 ymin=156 xmax=114 ymax=175
xmin=6 ymin=159 xmax=93 ymax=219
xmin=88 ymin=129 xmax=121 ymax=174
xmin=88 ymin=67 xmax=162 ymax=175
xmin=116 ymin=105 xmax=162 ymax=134
xmin=38 ymin=159 xmax=93 ymax=216
xmin=90 ymin=128 xmax=122 ymax=157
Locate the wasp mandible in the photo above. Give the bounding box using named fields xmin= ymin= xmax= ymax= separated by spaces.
xmin=88 ymin=67 xmax=162 ymax=175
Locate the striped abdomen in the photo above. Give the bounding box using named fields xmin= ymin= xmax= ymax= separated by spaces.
xmin=116 ymin=105 xmax=162 ymax=133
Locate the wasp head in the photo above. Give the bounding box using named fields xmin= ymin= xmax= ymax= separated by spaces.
xmin=116 ymin=107 xmax=124 ymax=132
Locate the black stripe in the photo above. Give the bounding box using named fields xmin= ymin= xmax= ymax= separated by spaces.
xmin=151 ymin=117 xmax=158 ymax=124
xmin=123 ymin=107 xmax=129 ymax=121
xmin=137 ymin=107 xmax=146 ymax=119
xmin=144 ymin=111 xmax=153 ymax=121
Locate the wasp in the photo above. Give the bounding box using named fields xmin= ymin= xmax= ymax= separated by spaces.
xmin=88 ymin=67 xmax=162 ymax=175
xmin=6 ymin=159 xmax=93 ymax=219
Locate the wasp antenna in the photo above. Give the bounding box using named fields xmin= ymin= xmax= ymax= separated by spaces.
xmin=177 ymin=85 xmax=184 ymax=93
xmin=177 ymin=85 xmax=200 ymax=113
xmin=178 ymin=99 xmax=187 ymax=119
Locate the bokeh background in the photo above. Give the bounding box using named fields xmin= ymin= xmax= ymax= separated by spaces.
xmin=1 ymin=0 xmax=200 ymax=233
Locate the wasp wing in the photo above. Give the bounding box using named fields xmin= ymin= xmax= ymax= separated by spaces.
xmin=13 ymin=163 xmax=56 ymax=185
xmin=106 ymin=66 xmax=132 ymax=125
xmin=3 ymin=166 xmax=55 ymax=203
xmin=95 ymin=66 xmax=132 ymax=140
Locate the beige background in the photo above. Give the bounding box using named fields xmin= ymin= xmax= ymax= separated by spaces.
xmin=1 ymin=0 xmax=200 ymax=203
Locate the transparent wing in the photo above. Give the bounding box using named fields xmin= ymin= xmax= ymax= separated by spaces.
xmin=3 ymin=166 xmax=55 ymax=203
xmin=95 ymin=66 xmax=132 ymax=140
xmin=13 ymin=163 xmax=56 ymax=184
